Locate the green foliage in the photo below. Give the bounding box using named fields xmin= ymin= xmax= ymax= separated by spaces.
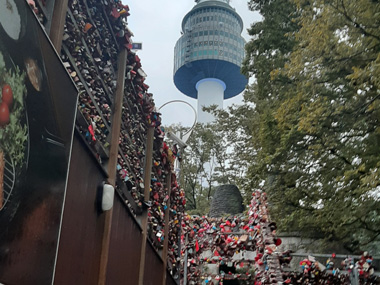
xmin=166 ymin=119 xmax=250 ymax=215
xmin=236 ymin=0 xmax=380 ymax=253
xmin=165 ymin=124 xmax=215 ymax=214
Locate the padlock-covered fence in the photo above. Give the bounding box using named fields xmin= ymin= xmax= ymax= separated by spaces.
xmin=60 ymin=0 xmax=150 ymax=213
xmin=26 ymin=0 xmax=185 ymax=282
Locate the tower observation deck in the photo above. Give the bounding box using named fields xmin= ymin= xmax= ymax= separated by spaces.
xmin=174 ymin=0 xmax=248 ymax=123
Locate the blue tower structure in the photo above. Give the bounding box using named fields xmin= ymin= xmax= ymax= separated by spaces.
xmin=174 ymin=0 xmax=248 ymax=123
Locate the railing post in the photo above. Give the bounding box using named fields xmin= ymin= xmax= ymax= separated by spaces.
xmin=183 ymin=233 xmax=188 ymax=285
xmin=138 ymin=126 xmax=155 ymax=285
xmin=352 ymin=259 xmax=359 ymax=285
xmin=98 ymin=47 xmax=128 ymax=285
xmin=162 ymin=172 xmax=172 ymax=285
xmin=49 ymin=0 xmax=69 ymax=52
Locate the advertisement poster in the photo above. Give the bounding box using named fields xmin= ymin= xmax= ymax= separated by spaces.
xmin=0 ymin=0 xmax=78 ymax=283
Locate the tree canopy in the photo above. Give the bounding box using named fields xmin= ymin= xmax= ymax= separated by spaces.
xmin=234 ymin=0 xmax=380 ymax=253
xmin=166 ymin=118 xmax=252 ymax=216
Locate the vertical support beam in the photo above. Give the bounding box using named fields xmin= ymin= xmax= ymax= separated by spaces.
xmin=352 ymin=261 xmax=359 ymax=285
xmin=176 ymin=215 xmax=182 ymax=284
xmin=138 ymin=126 xmax=155 ymax=285
xmin=162 ymin=172 xmax=172 ymax=285
xmin=98 ymin=48 xmax=128 ymax=285
xmin=49 ymin=0 xmax=69 ymax=52
xmin=176 ymin=146 xmax=184 ymax=284
xmin=178 ymin=146 xmax=185 ymax=187
xmin=183 ymin=234 xmax=188 ymax=285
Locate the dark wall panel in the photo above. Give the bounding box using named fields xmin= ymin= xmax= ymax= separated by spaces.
xmin=0 ymin=1 xmax=77 ymax=284
xmin=54 ymin=134 xmax=176 ymax=284
xmin=144 ymin=241 xmax=164 ymax=285
xmin=54 ymin=134 xmax=106 ymax=285
xmin=166 ymin=272 xmax=178 ymax=285
xmin=106 ymin=194 xmax=142 ymax=285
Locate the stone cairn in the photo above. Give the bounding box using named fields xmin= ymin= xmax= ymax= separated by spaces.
xmin=209 ymin=184 xmax=244 ymax=218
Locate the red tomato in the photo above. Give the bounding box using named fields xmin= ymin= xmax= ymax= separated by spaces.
xmin=2 ymin=84 xmax=13 ymax=107
xmin=0 ymin=102 xmax=10 ymax=127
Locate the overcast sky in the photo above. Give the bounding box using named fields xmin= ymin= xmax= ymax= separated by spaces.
xmin=126 ymin=1 xmax=261 ymax=127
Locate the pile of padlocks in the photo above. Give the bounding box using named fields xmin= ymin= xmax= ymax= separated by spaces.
xmin=251 ymin=191 xmax=284 ymax=284
xmin=167 ymin=179 xmax=186 ymax=277
xmin=354 ymin=252 xmax=377 ymax=283
xmin=284 ymin=255 xmax=351 ymax=284
xmin=282 ymin=252 xmax=378 ymax=284
xmin=148 ymin=141 xmax=173 ymax=250
xmin=180 ymin=190 xmax=285 ymax=284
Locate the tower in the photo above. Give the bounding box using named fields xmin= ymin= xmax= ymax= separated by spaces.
xmin=174 ymin=0 xmax=248 ymax=123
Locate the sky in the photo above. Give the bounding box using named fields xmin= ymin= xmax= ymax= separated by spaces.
xmin=126 ymin=1 xmax=261 ymax=127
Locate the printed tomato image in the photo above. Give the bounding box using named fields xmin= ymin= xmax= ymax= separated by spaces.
xmin=0 ymin=102 xmax=10 ymax=127
xmin=2 ymin=84 xmax=13 ymax=107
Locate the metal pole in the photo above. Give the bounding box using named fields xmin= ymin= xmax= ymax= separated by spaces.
xmin=353 ymin=264 xmax=359 ymax=285
xmin=162 ymin=172 xmax=172 ymax=285
xmin=176 ymin=215 xmax=182 ymax=285
xmin=183 ymin=233 xmax=188 ymax=285
xmin=176 ymin=143 xmax=184 ymax=285
xmin=138 ymin=126 xmax=155 ymax=285
xmin=290 ymin=253 xmax=380 ymax=259
xmin=98 ymin=47 xmax=128 ymax=285
xmin=174 ymin=144 xmax=184 ymax=285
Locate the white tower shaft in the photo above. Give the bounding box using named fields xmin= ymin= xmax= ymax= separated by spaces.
xmin=196 ymin=78 xmax=226 ymax=123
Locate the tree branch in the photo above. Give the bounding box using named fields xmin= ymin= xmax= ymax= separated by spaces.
xmin=331 ymin=0 xmax=380 ymax=42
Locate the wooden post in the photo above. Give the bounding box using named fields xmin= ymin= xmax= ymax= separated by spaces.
xmin=49 ymin=0 xmax=69 ymax=52
xmin=98 ymin=48 xmax=128 ymax=285
xmin=161 ymin=171 xmax=172 ymax=285
xmin=138 ymin=126 xmax=155 ymax=285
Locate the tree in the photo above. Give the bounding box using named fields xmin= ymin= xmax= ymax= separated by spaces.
xmin=273 ymin=0 xmax=380 ymax=252
xmin=165 ymin=123 xmax=218 ymax=214
xmin=240 ymin=0 xmax=380 ymax=252
xmin=233 ymin=0 xmax=300 ymax=207
xmin=166 ymin=120 xmax=250 ymax=215
xmin=204 ymin=103 xmax=258 ymax=205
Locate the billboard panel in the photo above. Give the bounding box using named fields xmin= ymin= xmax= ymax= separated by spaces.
xmin=0 ymin=0 xmax=78 ymax=283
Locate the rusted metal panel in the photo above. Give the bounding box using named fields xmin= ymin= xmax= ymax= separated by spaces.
xmin=143 ymin=241 xmax=165 ymax=285
xmin=54 ymin=133 xmax=107 ymax=285
xmin=105 ymin=193 xmax=143 ymax=285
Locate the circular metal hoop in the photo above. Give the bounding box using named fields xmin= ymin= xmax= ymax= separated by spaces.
xmin=158 ymin=100 xmax=197 ymax=137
